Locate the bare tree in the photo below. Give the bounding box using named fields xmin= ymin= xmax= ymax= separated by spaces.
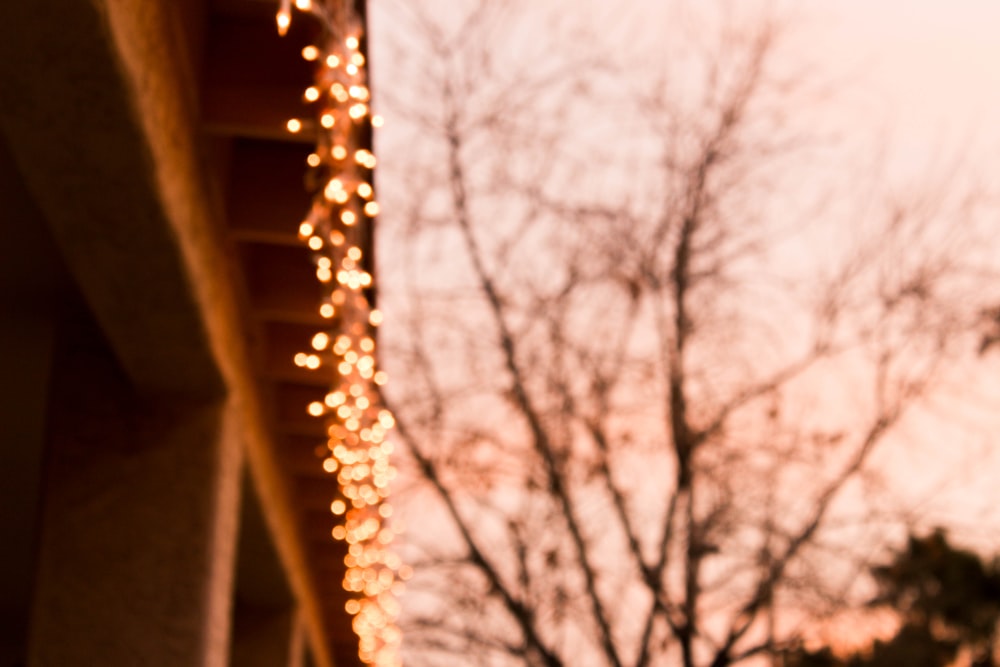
xmin=369 ymin=2 xmax=1000 ymax=666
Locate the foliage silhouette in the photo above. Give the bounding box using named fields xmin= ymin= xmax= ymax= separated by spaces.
xmin=783 ymin=530 xmax=1000 ymax=667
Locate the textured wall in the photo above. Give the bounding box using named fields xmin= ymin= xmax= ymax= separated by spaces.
xmin=28 ymin=304 xmax=242 ymax=667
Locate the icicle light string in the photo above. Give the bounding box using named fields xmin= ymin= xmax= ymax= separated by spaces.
xmin=277 ymin=1 xmax=404 ymax=665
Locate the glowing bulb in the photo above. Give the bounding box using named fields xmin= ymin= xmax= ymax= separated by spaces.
xmin=312 ymin=332 xmax=330 ymax=350
xmin=276 ymin=9 xmax=291 ymax=35
xmin=324 ymin=178 xmax=344 ymax=201
xmin=279 ymin=13 xmax=400 ymax=661
xmin=294 ymin=0 xmax=311 ymax=9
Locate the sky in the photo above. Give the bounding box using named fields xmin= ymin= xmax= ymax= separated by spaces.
xmin=369 ymin=0 xmax=1000 ymax=534
xmin=794 ymin=1 xmax=1000 ymax=540
xmin=803 ymin=1 xmax=1000 ymax=176
xmin=367 ymin=1 xmax=1000 ymax=660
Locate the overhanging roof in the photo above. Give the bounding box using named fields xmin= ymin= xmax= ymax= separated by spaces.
xmin=0 ymin=0 xmax=371 ymax=664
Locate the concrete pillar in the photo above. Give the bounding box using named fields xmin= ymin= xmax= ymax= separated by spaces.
xmin=0 ymin=134 xmax=61 ymax=667
xmin=231 ymin=607 xmax=308 ymax=667
xmin=27 ymin=306 xmax=242 ymax=667
xmin=0 ymin=313 xmax=52 ymax=666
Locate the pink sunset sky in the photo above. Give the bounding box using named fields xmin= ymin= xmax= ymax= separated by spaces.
xmin=806 ymin=2 xmax=1000 ymax=168
xmin=370 ymin=0 xmax=1000 ymax=540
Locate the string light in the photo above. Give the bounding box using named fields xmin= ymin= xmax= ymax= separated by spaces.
xmin=277 ymin=2 xmax=402 ymax=666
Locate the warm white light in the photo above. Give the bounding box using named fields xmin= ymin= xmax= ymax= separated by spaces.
xmin=312 ymin=332 xmax=330 ymax=350
xmin=324 ymin=178 xmax=344 ymax=201
xmin=276 ymin=11 xmax=401 ymax=666
xmin=332 ymin=83 xmax=350 ymax=103
xmin=276 ymin=9 xmax=291 ymax=35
